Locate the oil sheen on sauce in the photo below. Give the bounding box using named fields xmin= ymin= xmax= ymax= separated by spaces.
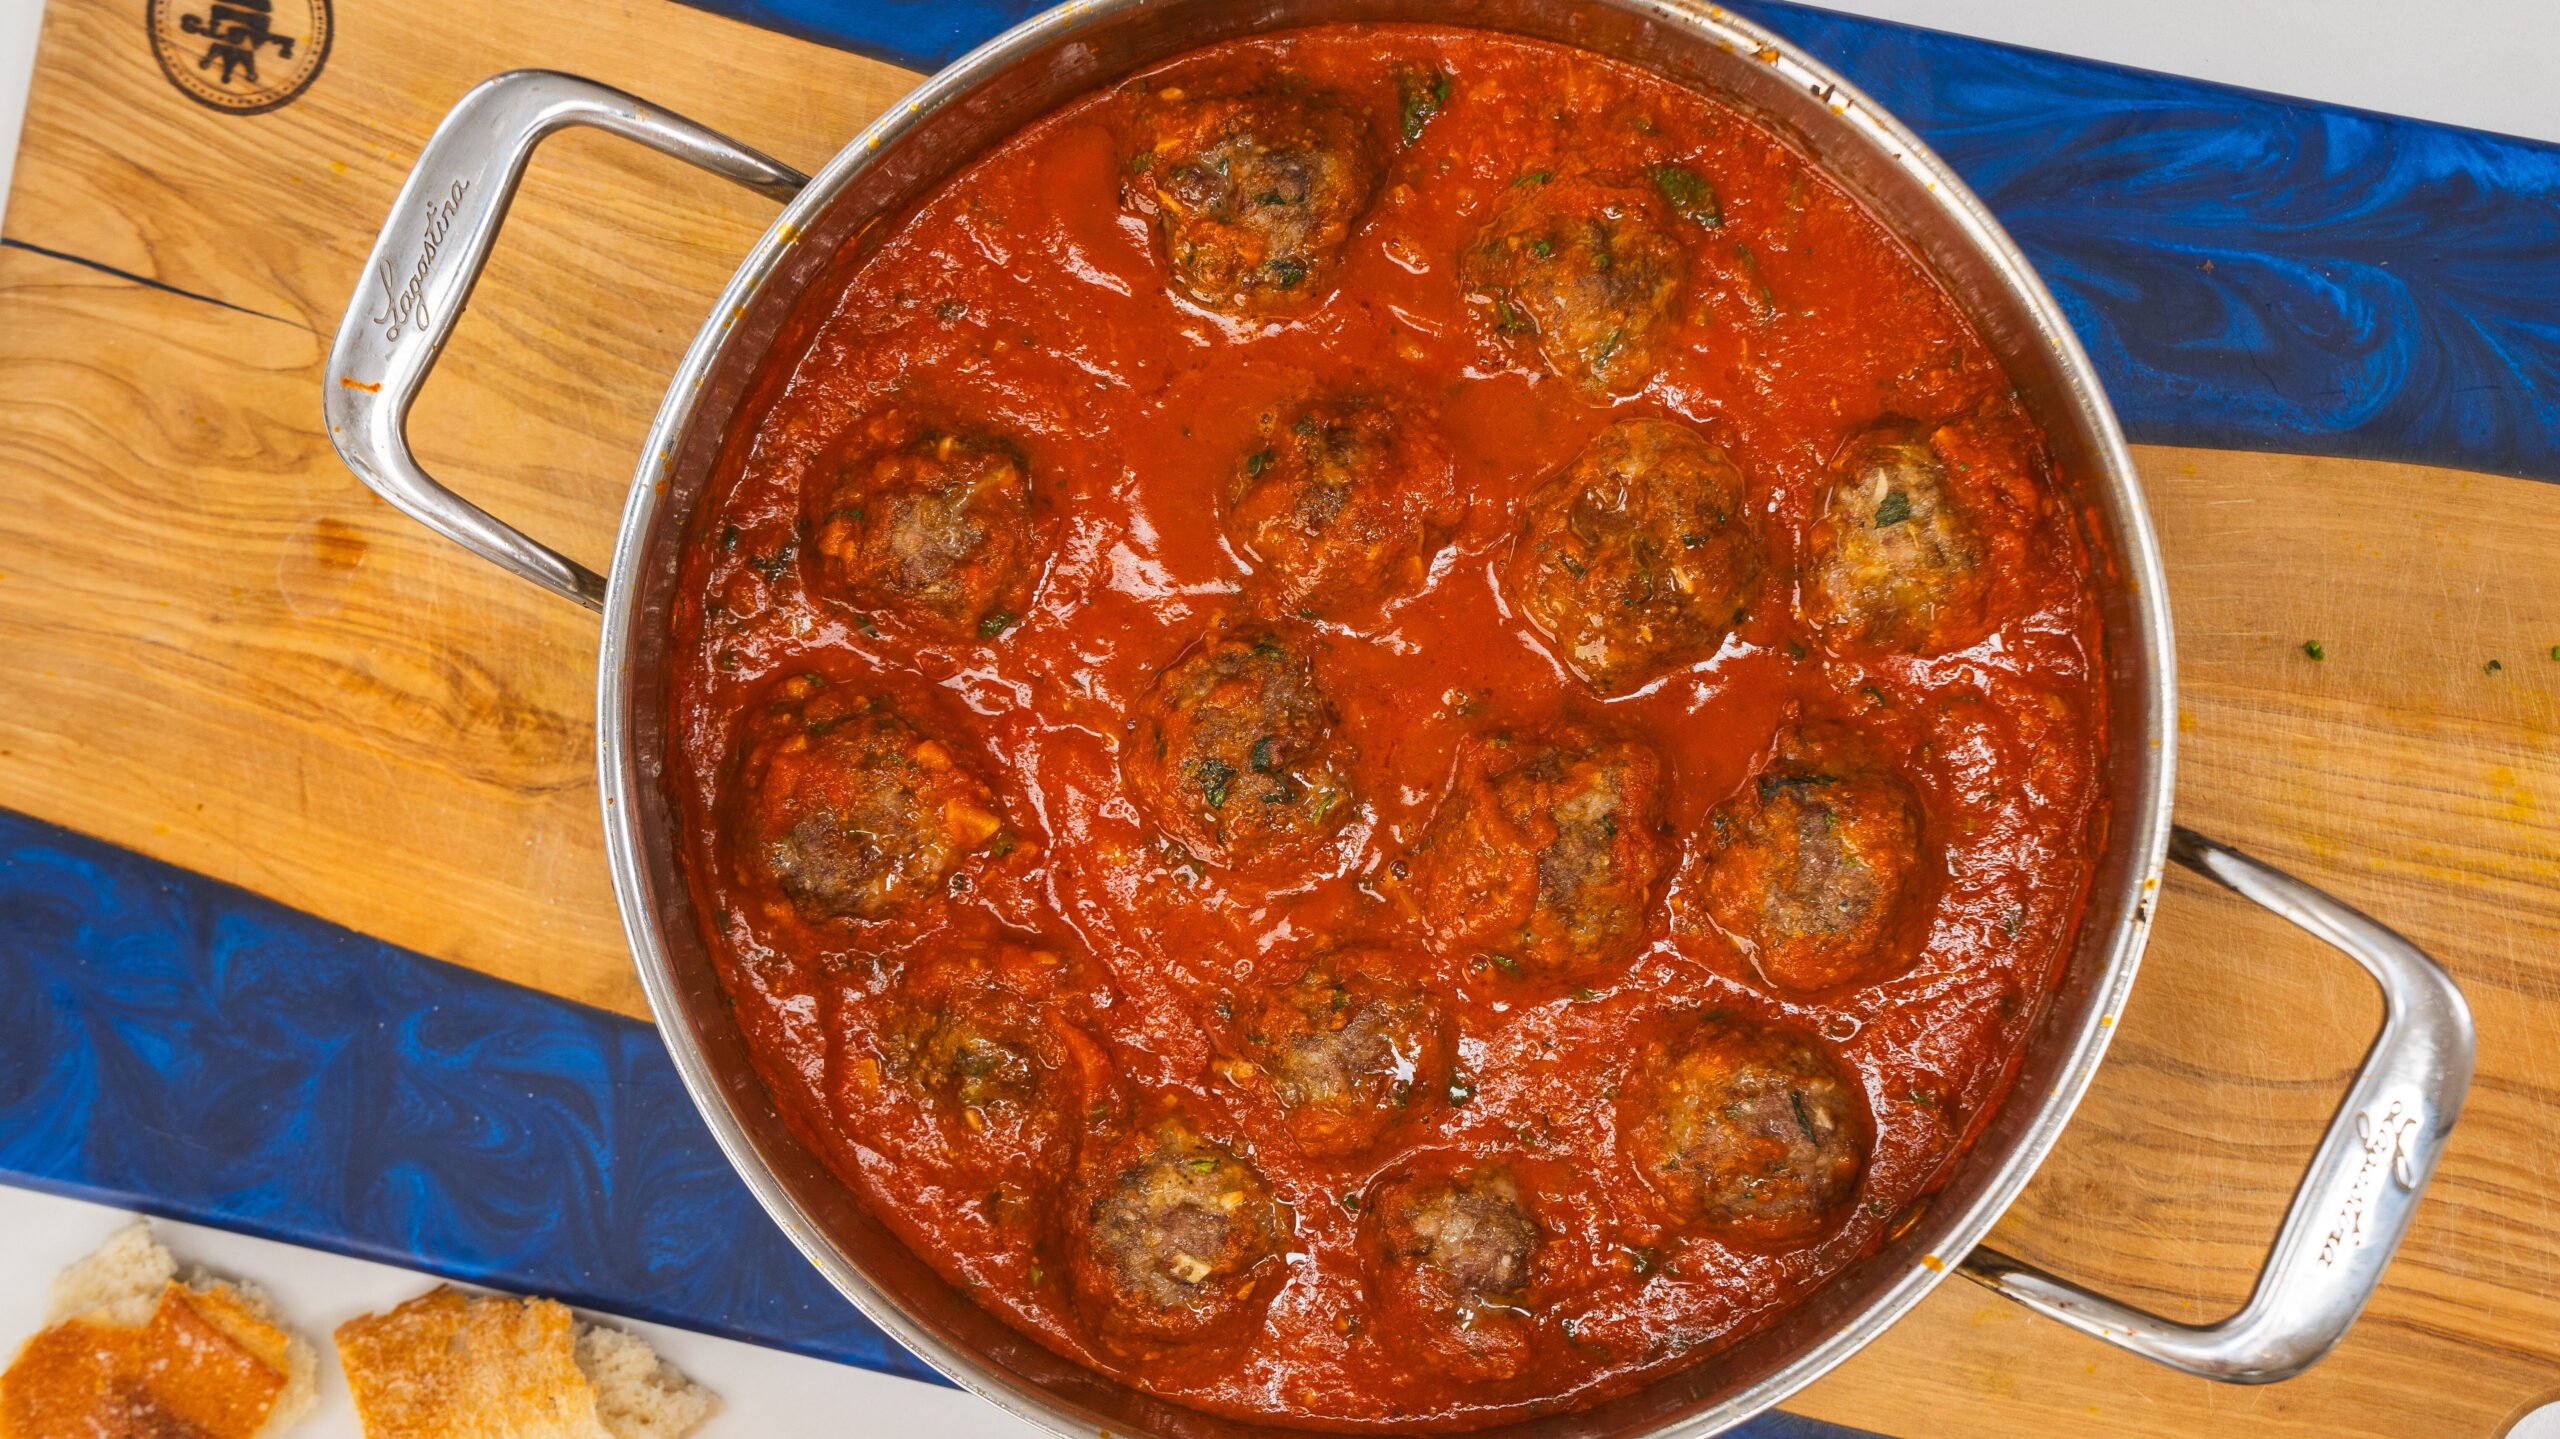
xmin=669 ymin=24 xmax=2107 ymax=1431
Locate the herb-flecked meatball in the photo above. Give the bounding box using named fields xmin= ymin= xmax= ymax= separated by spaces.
xmin=1507 ymin=417 xmax=1762 ymax=693
xmin=1801 ymin=423 xmax=1989 ymax=653
xmin=1227 ymin=959 xmax=1446 ymax=1157
xmin=808 ymin=412 xmax=1038 ymax=639
xmin=1228 ymin=394 xmax=1463 ymax=618
xmin=877 ymin=950 xmax=1054 ymax=1115
xmin=1624 ymin=1016 xmax=1866 ymax=1244
xmin=1702 ymin=723 xmax=1924 ymax=994
xmin=735 ymin=677 xmax=1007 ymax=923
xmin=1126 ymin=629 xmax=1356 ymax=872
xmin=1405 ymin=725 xmax=1670 ymax=971
xmin=1461 ymin=173 xmax=1687 ymax=400
xmin=1369 ymin=1170 xmax=1540 ymax=1379
xmin=1074 ymin=1123 xmax=1289 ymax=1343
xmin=1136 ymin=86 xmax=1381 ymax=315
xmin=864 ymin=944 xmax=1098 ymax=1181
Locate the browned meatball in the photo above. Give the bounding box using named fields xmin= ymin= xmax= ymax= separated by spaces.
xmin=1405 ymin=725 xmax=1670 ymax=971
xmin=1125 ymin=629 xmax=1357 ymax=872
xmin=887 ymin=996 xmax=1039 ymax=1110
xmin=1461 ymin=173 xmax=1687 ymax=400
xmin=1227 ymin=394 xmax=1463 ymax=618
xmin=735 ymin=676 xmax=1007 ymax=923
xmin=1801 ymin=423 xmax=1990 ymax=653
xmin=877 ymin=953 xmax=1049 ymax=1114
xmin=1226 ymin=959 xmax=1446 ymax=1156
xmin=1073 ymin=1123 xmax=1289 ymax=1342
xmin=1624 ymin=1016 xmax=1867 ymax=1244
xmin=1702 ymin=723 xmax=1924 ymax=993
xmin=1135 ymin=86 xmax=1381 ymax=314
xmin=1368 ymin=1170 xmax=1540 ymax=1379
xmin=1506 ymin=417 xmax=1762 ymax=693
xmin=808 ymin=412 xmax=1039 ymax=640
xmin=864 ymin=944 xmax=1100 ymax=1181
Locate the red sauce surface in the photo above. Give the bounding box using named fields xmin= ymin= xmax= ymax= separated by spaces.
xmin=669 ymin=24 xmax=2107 ymax=1429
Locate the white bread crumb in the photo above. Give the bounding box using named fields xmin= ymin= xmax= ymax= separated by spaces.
xmin=42 ymin=1218 xmax=176 ymax=1326
xmin=575 ymin=1322 xmax=721 ymax=1439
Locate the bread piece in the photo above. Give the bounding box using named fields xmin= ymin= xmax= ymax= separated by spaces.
xmin=575 ymin=1323 xmax=720 ymax=1439
xmin=1 ymin=1219 xmax=317 ymax=1439
xmin=337 ymin=1287 xmax=717 ymax=1439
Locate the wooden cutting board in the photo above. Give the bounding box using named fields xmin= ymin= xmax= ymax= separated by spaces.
xmin=1 ymin=0 xmax=2554 ymax=1432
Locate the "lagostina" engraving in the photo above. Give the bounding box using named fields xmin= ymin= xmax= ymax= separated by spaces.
xmin=371 ymin=178 xmax=470 ymax=341
xmin=2317 ymin=1098 xmax=2420 ymax=1267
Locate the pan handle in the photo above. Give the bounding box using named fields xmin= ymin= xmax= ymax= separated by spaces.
xmin=321 ymin=70 xmax=806 ymax=611
xmin=1959 ymin=826 xmax=2474 ymax=1382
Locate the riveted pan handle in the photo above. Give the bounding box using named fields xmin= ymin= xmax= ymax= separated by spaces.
xmin=322 ymin=70 xmax=806 ymax=610
xmin=1961 ymin=826 xmax=2474 ymax=1383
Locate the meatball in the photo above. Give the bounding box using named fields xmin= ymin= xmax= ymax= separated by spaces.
xmin=1136 ymin=86 xmax=1381 ymax=314
xmin=1405 ymin=726 xmax=1670 ymax=971
xmin=877 ymin=955 xmax=1050 ymax=1114
xmin=1369 ymin=1170 xmax=1540 ymax=1379
xmin=862 ymin=945 xmax=1101 ymax=1184
xmin=1460 ymin=174 xmax=1687 ymax=399
xmin=1702 ymin=723 xmax=1924 ymax=993
xmin=1378 ymin=1172 xmax=1537 ymax=1304
xmin=1506 ymin=417 xmax=1762 ymax=693
xmin=735 ymin=677 xmax=1007 ymax=923
xmin=888 ymin=999 xmax=1039 ymax=1110
xmin=1801 ymin=423 xmax=1989 ymax=653
xmin=1125 ymin=630 xmax=1357 ymax=872
xmin=808 ymin=413 xmax=1039 ymax=639
xmin=1074 ymin=1123 xmax=1288 ymax=1342
xmin=1227 ymin=394 xmax=1463 ymax=618
xmin=1624 ymin=1016 xmax=1867 ymax=1244
xmin=1227 ymin=960 xmax=1446 ymax=1156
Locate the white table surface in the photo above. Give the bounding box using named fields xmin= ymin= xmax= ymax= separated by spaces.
xmin=2 ymin=1 xmax=2554 ymax=1435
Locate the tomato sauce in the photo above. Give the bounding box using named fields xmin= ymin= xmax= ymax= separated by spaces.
xmin=668 ymin=24 xmax=2107 ymax=1430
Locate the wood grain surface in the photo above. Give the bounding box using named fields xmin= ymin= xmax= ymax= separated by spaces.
xmin=1 ymin=0 xmax=2554 ymax=1430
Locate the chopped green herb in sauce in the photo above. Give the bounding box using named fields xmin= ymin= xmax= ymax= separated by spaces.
xmin=1397 ymin=69 xmax=1451 ymax=143
xmin=1195 ymin=757 xmax=1238 ymax=809
xmin=1648 ymin=164 xmax=1722 ymax=227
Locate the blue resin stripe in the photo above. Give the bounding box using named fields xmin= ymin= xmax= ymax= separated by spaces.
xmin=672 ymin=0 xmax=2560 ymax=484
xmin=0 ymin=807 xmax=1875 ymax=1438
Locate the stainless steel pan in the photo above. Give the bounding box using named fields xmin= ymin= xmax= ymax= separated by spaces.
xmin=321 ymin=2 xmax=2477 ymax=1432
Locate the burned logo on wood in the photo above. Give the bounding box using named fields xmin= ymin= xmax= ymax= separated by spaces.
xmin=148 ymin=0 xmax=332 ymax=115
